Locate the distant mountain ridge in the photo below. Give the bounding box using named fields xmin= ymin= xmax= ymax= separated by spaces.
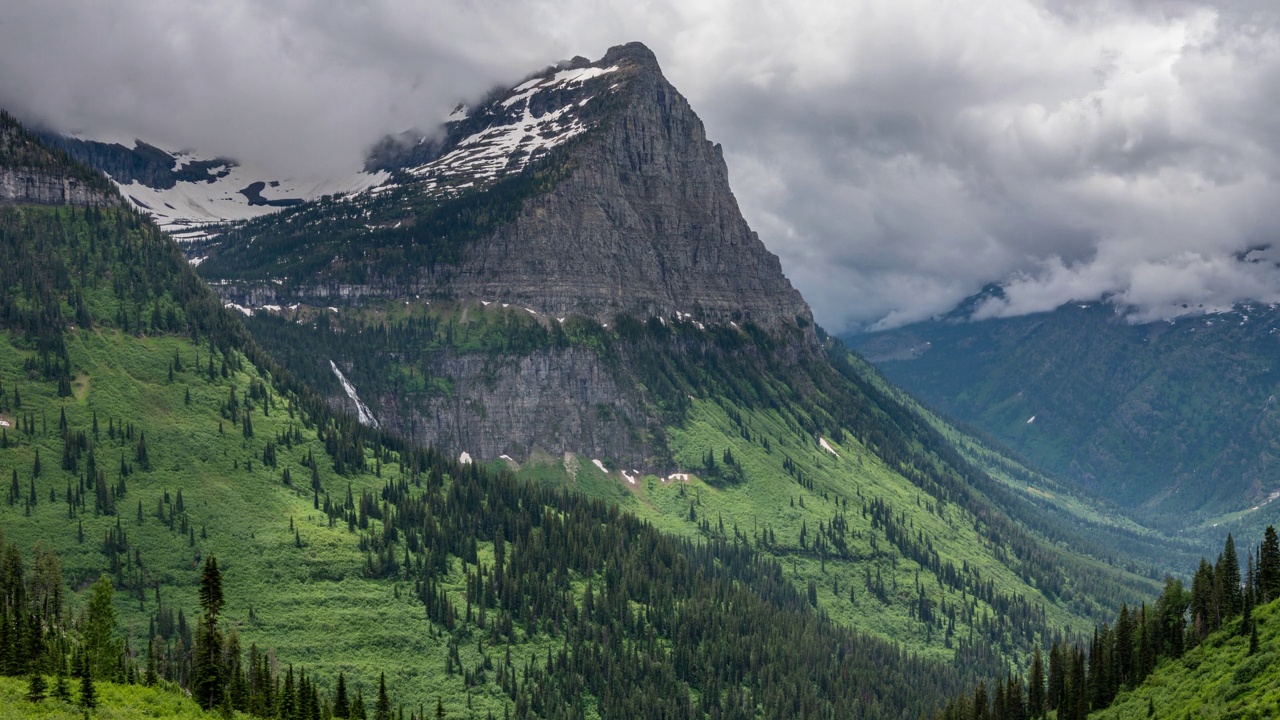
xmin=851 ymin=297 xmax=1280 ymax=532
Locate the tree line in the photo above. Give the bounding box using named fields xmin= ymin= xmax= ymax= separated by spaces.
xmin=934 ymin=527 xmax=1280 ymax=719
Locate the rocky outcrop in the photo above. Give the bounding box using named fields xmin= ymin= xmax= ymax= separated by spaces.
xmin=440 ymin=43 xmax=811 ymax=331
xmin=335 ymin=346 xmax=657 ymax=464
xmin=0 ymin=168 xmax=119 ymax=206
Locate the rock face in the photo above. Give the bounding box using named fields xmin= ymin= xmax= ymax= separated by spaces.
xmin=0 ymin=168 xmax=119 ymax=206
xmin=443 ymin=43 xmax=811 ymax=330
xmin=0 ymin=112 xmax=120 ymax=207
xmin=351 ymin=346 xmax=655 ymax=463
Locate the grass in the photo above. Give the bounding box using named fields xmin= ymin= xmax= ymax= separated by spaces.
xmin=519 ymin=393 xmax=1159 ymax=670
xmin=0 ymin=328 xmax=544 ymax=717
xmin=0 ymin=676 xmax=215 ymax=720
xmin=1093 ymin=601 xmax=1280 ymax=719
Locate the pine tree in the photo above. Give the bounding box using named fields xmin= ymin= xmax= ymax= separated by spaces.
xmin=375 ymin=673 xmax=392 ymax=720
xmin=78 ymin=659 xmax=97 ymax=709
xmin=193 ymin=556 xmax=226 ymax=709
xmin=26 ymin=672 xmax=48 ymax=702
xmin=435 ymin=696 xmax=446 ymax=719
xmin=1219 ymin=533 xmax=1242 ymax=620
xmin=334 ymin=672 xmax=350 ymax=718
xmin=1028 ymin=646 xmax=1046 ymax=719
xmin=1259 ymin=525 xmax=1280 ymax=602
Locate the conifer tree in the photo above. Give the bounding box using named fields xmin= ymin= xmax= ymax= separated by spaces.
xmin=1219 ymin=534 xmax=1242 ymax=620
xmin=1027 ymin=646 xmax=1046 ymax=719
xmin=78 ymin=658 xmax=96 ymax=709
xmin=334 ymin=672 xmax=350 ymax=718
xmin=193 ymin=556 xmax=226 ymax=709
xmin=1259 ymin=525 xmax=1280 ymax=602
xmin=376 ymin=673 xmax=392 ymax=720
xmin=26 ymin=671 xmax=47 ymax=702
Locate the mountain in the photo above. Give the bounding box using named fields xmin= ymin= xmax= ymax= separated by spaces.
xmin=1 ymin=112 xmax=118 ymax=207
xmin=2 ymin=44 xmax=1191 ymax=718
xmin=200 ymin=42 xmax=811 ymax=332
xmin=0 ymin=103 xmax=994 ymax=719
xmin=850 ymin=299 xmax=1280 ymax=535
xmin=184 ymin=41 xmax=811 ymax=467
xmin=174 ymin=42 xmax=1182 ymax=664
xmin=39 ymin=133 xmax=386 ymax=242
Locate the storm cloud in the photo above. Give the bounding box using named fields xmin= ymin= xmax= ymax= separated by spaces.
xmin=5 ymin=1 xmax=1280 ymax=331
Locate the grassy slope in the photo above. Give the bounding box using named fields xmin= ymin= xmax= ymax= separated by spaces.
xmin=0 ymin=327 xmax=550 ymax=717
xmin=0 ymin=677 xmax=214 ymax=720
xmin=1093 ymin=600 xmax=1280 ymax=719
xmin=841 ymin=351 xmax=1201 ymax=578
xmin=518 ymin=392 xmax=1159 ymax=669
xmin=238 ymin=297 xmax=1162 ymax=672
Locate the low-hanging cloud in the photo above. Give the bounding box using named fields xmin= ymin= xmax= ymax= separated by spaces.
xmin=5 ymin=1 xmax=1280 ymax=332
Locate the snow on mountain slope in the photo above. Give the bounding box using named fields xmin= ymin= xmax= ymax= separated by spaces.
xmin=116 ymin=153 xmax=388 ymax=241
xmin=46 ymin=134 xmax=387 ymax=242
xmin=366 ymin=58 xmax=632 ymax=200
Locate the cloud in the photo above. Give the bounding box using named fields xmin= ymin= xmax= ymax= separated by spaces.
xmin=4 ymin=1 xmax=1280 ymax=331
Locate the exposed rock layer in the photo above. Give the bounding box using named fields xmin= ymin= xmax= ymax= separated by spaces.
xmin=0 ymin=168 xmax=119 ymax=206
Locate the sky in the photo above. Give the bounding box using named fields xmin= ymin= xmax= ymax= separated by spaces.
xmin=4 ymin=0 xmax=1280 ymax=332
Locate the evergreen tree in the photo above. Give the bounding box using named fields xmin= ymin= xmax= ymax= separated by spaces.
xmin=1219 ymin=533 xmax=1242 ymax=620
xmin=83 ymin=575 xmax=121 ymax=679
xmin=78 ymin=659 xmax=96 ymax=709
xmin=26 ymin=672 xmax=47 ymax=702
xmin=334 ymin=672 xmax=350 ymax=718
xmin=1027 ymin=646 xmax=1046 ymax=719
xmin=1259 ymin=525 xmax=1280 ymax=602
xmin=193 ymin=556 xmax=226 ymax=709
xmin=375 ymin=672 xmax=392 ymax=720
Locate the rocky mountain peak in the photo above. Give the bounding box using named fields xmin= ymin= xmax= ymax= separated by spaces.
xmin=217 ymin=42 xmax=814 ymax=332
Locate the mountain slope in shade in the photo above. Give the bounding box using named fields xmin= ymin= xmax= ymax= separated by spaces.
xmin=850 ymin=299 xmax=1280 ymax=533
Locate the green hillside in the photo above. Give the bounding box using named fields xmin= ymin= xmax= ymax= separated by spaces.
xmin=242 ymin=297 xmax=1170 ymax=675
xmin=0 ymin=677 xmax=216 ymax=720
xmin=1097 ymin=599 xmax=1280 ymax=719
xmin=0 ymin=114 xmax=1000 ymax=720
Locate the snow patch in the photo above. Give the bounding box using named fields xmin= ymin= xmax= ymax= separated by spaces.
xmin=224 ymin=303 xmax=253 ymax=317
xmin=592 ymin=459 xmax=608 ymax=473
xmin=459 ymin=452 xmax=473 ymax=465
xmin=666 ymin=473 xmax=689 ymax=482
xmin=1026 ymin=415 xmax=1036 ymax=424
xmin=818 ymin=437 xmax=839 ymax=457
xmin=113 ymin=149 xmax=388 ymax=240
xmin=329 ymin=360 xmax=380 ymax=428
xmin=622 ymin=469 xmax=639 ymax=485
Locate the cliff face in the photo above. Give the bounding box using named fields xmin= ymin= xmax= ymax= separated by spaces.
xmin=0 ymin=112 xmax=119 ymax=207
xmin=352 ymin=346 xmax=656 ymax=464
xmin=426 ymin=43 xmax=811 ymax=330
xmin=0 ymin=168 xmax=119 ymax=206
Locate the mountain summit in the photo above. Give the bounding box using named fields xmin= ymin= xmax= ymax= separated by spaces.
xmin=199 ymin=42 xmax=812 ymax=332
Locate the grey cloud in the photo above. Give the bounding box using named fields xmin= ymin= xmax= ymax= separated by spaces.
xmin=5 ymin=1 xmax=1280 ymax=332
